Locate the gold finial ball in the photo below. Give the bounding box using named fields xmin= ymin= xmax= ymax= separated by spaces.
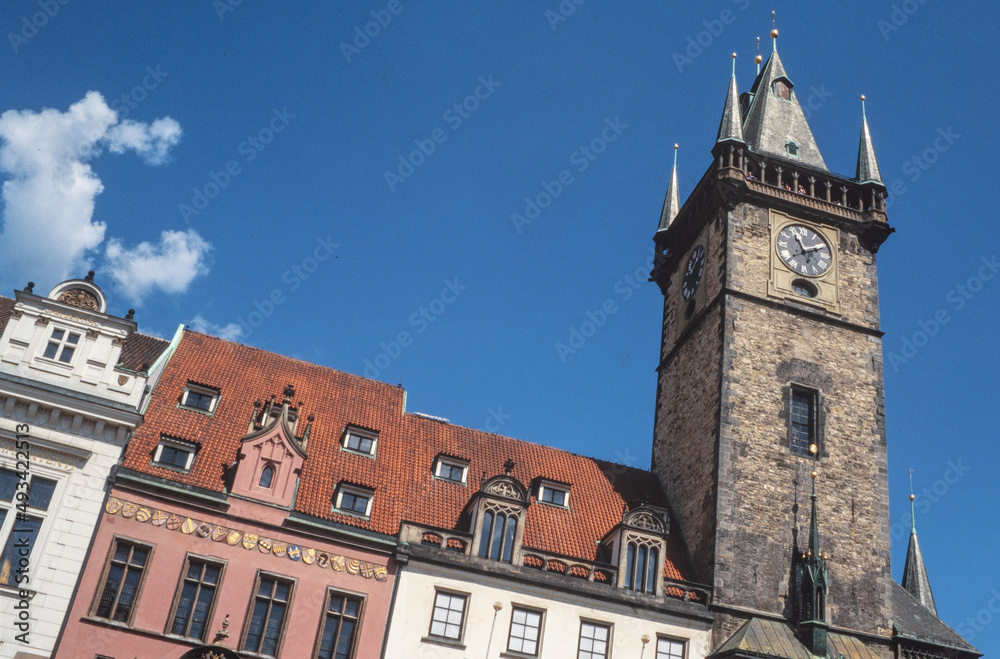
xmin=732 ymin=52 xmax=737 ymax=59
xmin=674 ymin=143 xmax=679 ymax=150
xmin=493 ymin=601 xmax=503 ymax=612
xmin=642 ymin=634 xmax=651 ymax=646
xmin=909 ymin=493 xmax=915 ymax=501
xmin=811 ymin=470 xmax=818 ymax=479
xmin=754 ymin=54 xmax=763 ymax=64
xmin=771 ymin=28 xmax=779 ymax=39
xmin=860 ymin=94 xmax=866 ymax=101
xmin=809 ymin=443 xmax=818 ymax=455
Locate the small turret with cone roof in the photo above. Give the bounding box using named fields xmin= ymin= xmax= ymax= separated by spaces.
xmin=902 ymin=470 xmax=938 ymax=615
xmin=656 ymin=144 xmax=680 ymax=232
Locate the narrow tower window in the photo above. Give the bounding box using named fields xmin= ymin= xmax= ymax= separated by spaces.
xmin=786 ymin=141 xmax=799 ymax=158
xmin=789 ymin=387 xmax=818 ymax=456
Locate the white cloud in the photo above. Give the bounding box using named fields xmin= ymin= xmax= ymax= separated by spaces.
xmin=188 ymin=314 xmax=244 ymax=341
xmin=0 ymin=91 xmax=203 ymax=303
xmin=104 ymin=229 xmax=210 ymax=303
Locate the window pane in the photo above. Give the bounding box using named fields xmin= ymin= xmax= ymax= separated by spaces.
xmin=58 ymin=346 xmax=75 ymax=363
xmin=97 ymin=564 xmax=125 ymax=618
xmin=43 ymin=342 xmax=59 ymax=359
xmin=0 ymin=468 xmax=18 ymax=501
xmin=28 ymin=477 xmax=57 ymax=510
xmin=647 ymin=547 xmax=659 ymax=593
xmin=51 ymin=329 xmax=64 ymax=341
xmin=114 ymin=568 xmax=143 ymax=621
xmin=490 ymin=513 xmax=505 ymax=559
xmin=259 ymin=465 xmax=274 ymax=488
xmin=502 ymin=516 xmax=517 ymax=563
xmin=0 ymin=516 xmax=42 ymax=585
xmin=625 ymin=543 xmax=636 ymax=590
xmin=190 ymin=582 xmax=215 ymax=639
xmin=172 ymin=582 xmax=197 ymax=635
xmin=66 ymin=332 xmax=80 ymax=344
xmin=478 ymin=511 xmax=493 ymax=558
xmin=657 ymin=638 xmax=685 ymax=659
xmin=636 ymin=545 xmax=648 ymax=591
xmin=245 ymin=599 xmax=269 ymax=651
xmin=334 ymin=618 xmax=356 ymax=659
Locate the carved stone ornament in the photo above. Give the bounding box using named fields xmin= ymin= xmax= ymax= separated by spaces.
xmin=624 ymin=508 xmax=666 ymax=534
xmin=112 ymin=337 xmax=125 ymax=347
xmin=35 ymin=316 xmax=49 ymax=327
xmin=481 ymin=475 xmax=528 ymax=503
xmin=58 ymin=288 xmax=100 ymax=311
xmin=86 ymin=328 xmax=99 ymax=339
xmin=118 ymin=375 xmax=130 ymax=386
xmin=9 ymin=310 xmax=22 ymax=320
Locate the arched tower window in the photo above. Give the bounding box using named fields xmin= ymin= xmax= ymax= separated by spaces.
xmin=258 ymin=464 xmax=274 ymax=489
xmin=624 ymin=541 xmax=659 ymax=593
xmin=786 ymin=141 xmax=799 ymax=158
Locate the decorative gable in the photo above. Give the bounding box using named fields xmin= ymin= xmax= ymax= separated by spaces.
xmin=229 ymin=398 xmax=306 ymax=508
xmin=601 ymin=504 xmax=670 ymax=596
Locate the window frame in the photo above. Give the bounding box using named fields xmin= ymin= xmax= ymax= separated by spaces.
xmin=240 ymin=570 xmax=296 ymax=658
xmin=39 ymin=326 xmax=82 ymax=365
xmin=89 ymin=536 xmax=155 ymax=626
xmin=577 ymin=619 xmax=612 ymax=659
xmin=333 ymin=484 xmax=374 ymax=518
xmin=537 ymin=481 xmax=570 ymax=508
xmin=434 ymin=456 xmax=469 ymax=484
xmin=787 ymin=384 xmax=822 ymax=458
xmin=426 ymin=588 xmax=469 ymax=644
xmin=312 ymin=587 xmax=366 ymax=659
xmin=655 ymin=635 xmax=687 ymax=659
xmin=506 ymin=604 xmax=545 ymax=657
xmin=166 ymin=553 xmax=226 ymax=642
xmin=623 ymin=539 xmax=660 ymax=594
xmin=0 ymin=463 xmax=62 ymax=590
xmin=152 ymin=437 xmax=198 ymax=472
xmin=340 ymin=426 xmax=378 ymax=458
xmin=785 ymin=140 xmax=800 ymax=158
xmin=179 ymin=383 xmax=220 ymax=415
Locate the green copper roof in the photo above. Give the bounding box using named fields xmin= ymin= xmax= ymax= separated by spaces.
xmin=712 ymin=618 xmax=812 ymax=659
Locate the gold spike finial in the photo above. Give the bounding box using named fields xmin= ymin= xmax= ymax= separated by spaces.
xmin=771 ymin=28 xmax=778 ymax=39
xmin=860 ymin=94 xmax=866 ymax=101
xmin=674 ymin=143 xmax=678 ymax=150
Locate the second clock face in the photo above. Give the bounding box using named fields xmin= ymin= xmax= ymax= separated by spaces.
xmin=776 ymin=225 xmax=832 ymax=277
xmin=682 ymin=245 xmax=705 ymax=300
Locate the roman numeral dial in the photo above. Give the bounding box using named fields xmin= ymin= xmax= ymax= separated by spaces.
xmin=776 ymin=225 xmax=831 ymax=277
xmin=682 ymin=245 xmax=705 ymax=300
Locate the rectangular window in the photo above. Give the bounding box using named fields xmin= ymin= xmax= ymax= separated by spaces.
xmin=0 ymin=468 xmax=58 ymax=586
xmin=180 ymin=384 xmax=219 ymax=413
xmin=508 ymin=606 xmax=543 ymax=656
xmin=539 ymin=484 xmax=568 ymax=507
xmin=94 ymin=539 xmax=151 ymax=623
xmin=656 ymin=637 xmax=686 ymax=659
xmin=577 ymin=621 xmax=611 ymax=659
xmin=790 ymin=388 xmax=817 ymax=456
xmin=243 ymin=574 xmax=294 ymax=657
xmin=429 ymin=590 xmax=467 ymax=641
xmin=342 ymin=428 xmax=377 ymax=456
xmin=42 ymin=327 xmax=81 ymax=363
xmin=335 ymin=485 xmax=373 ymax=517
xmin=435 ymin=457 xmax=468 ymax=484
xmin=315 ymin=590 xmax=363 ymax=659
xmin=170 ymin=557 xmax=223 ymax=641
xmin=153 ymin=438 xmax=196 ymax=471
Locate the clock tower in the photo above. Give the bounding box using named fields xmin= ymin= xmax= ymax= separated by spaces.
xmin=650 ymin=37 xmax=895 ymax=649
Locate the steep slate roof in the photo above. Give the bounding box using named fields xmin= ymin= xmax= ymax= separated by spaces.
xmin=742 ymin=46 xmax=827 ymax=170
xmin=121 ymin=330 xmax=696 ymax=579
xmin=854 ymin=98 xmax=883 ymax=184
xmin=717 ymin=56 xmax=745 ymax=144
xmin=657 ymin=145 xmax=681 ymax=232
xmin=892 ymin=580 xmax=980 ymax=655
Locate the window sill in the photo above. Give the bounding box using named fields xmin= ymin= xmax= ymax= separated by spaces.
xmin=501 ymin=651 xmax=540 ymax=659
xmin=422 ymin=635 xmax=466 ymax=650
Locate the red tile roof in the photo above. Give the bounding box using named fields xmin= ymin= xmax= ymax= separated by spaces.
xmin=122 ymin=330 xmax=696 ymax=582
xmin=118 ymin=332 xmax=170 ymax=372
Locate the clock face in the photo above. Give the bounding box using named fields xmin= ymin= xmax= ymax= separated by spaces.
xmin=775 ymin=225 xmax=831 ymax=277
xmin=682 ymin=245 xmax=705 ymax=300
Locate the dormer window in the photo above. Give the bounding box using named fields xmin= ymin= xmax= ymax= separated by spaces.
xmin=606 ymin=506 xmax=669 ymax=596
xmin=538 ymin=481 xmax=569 ymax=508
xmin=41 ymin=328 xmax=80 ymax=364
xmin=258 ymin=464 xmax=275 ymax=488
xmin=434 ymin=456 xmax=468 ymax=484
xmin=773 ymin=78 xmax=791 ymax=100
xmin=786 ymin=141 xmax=800 ymax=158
xmin=181 ymin=384 xmax=219 ymax=414
xmin=334 ymin=484 xmax=373 ymax=518
xmin=341 ymin=427 xmax=377 ymax=457
xmin=478 ymin=509 xmax=517 ymax=562
xmin=153 ymin=437 xmax=197 ymax=471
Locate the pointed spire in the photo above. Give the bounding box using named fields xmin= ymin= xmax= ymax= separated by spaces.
xmin=741 ymin=33 xmax=828 ymax=170
xmin=902 ymin=472 xmax=938 ymax=615
xmin=717 ymin=54 xmax=745 ymax=144
xmin=855 ymin=95 xmax=883 ymax=184
xmin=656 ymin=144 xmax=680 ymax=231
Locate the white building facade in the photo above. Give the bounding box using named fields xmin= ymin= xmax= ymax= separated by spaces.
xmin=0 ymin=276 xmax=168 ymax=659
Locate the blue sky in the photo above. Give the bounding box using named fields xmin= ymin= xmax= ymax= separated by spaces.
xmin=1 ymin=1 xmax=996 ymax=652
